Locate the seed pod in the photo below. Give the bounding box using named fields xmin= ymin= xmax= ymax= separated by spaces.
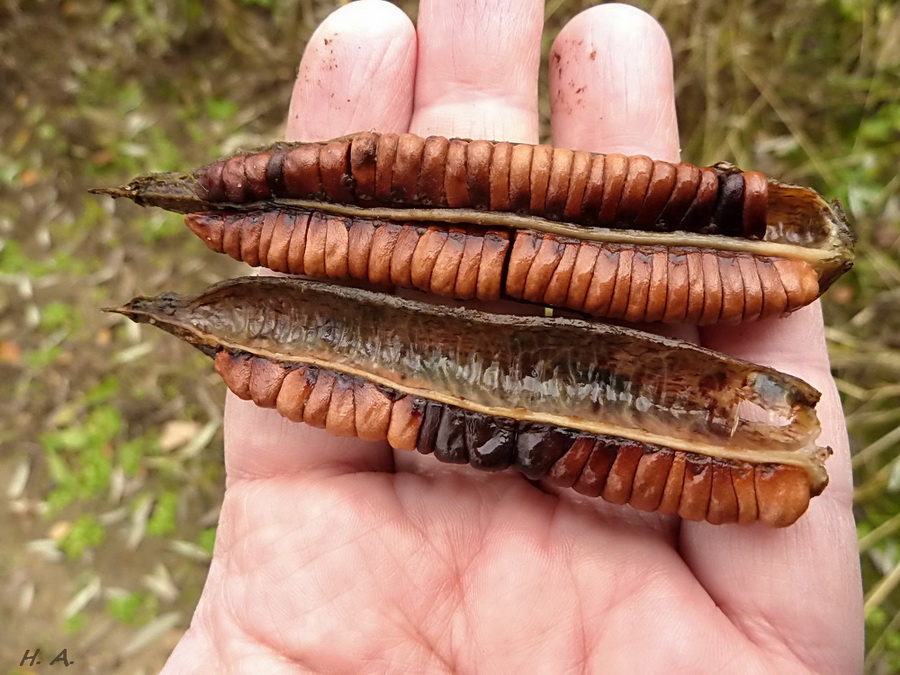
xmin=108 ymin=276 xmax=830 ymax=526
xmin=94 ymin=132 xmax=854 ymax=324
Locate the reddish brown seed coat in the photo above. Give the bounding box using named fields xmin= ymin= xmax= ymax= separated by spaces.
xmin=188 ymin=208 xmax=820 ymax=323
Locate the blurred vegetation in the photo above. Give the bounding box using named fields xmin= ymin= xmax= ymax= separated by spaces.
xmin=0 ymin=0 xmax=897 ymax=672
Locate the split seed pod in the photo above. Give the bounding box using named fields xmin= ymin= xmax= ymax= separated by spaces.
xmin=95 ymin=132 xmax=854 ymax=324
xmin=109 ymin=276 xmax=830 ymax=526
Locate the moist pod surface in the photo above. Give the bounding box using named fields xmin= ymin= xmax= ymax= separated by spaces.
xmin=95 ymin=132 xmax=854 ymax=325
xmin=110 ymin=276 xmax=831 ymax=526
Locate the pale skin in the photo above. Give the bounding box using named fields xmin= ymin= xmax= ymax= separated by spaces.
xmin=163 ymin=2 xmax=864 ymax=673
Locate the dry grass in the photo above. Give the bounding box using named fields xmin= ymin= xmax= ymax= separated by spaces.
xmin=1 ymin=0 xmax=897 ymax=672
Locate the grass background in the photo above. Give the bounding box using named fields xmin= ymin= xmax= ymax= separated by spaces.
xmin=1 ymin=0 xmax=897 ymax=672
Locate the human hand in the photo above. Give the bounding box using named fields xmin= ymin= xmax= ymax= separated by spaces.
xmin=164 ymin=2 xmax=863 ymax=672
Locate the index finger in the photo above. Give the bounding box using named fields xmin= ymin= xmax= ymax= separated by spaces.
xmin=223 ymin=0 xmax=417 ymax=481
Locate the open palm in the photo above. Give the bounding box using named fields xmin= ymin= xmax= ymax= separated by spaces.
xmin=163 ymin=2 xmax=863 ymax=672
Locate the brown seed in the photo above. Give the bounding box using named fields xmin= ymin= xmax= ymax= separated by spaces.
xmin=430 ymin=228 xmax=466 ymax=296
xmin=564 ymin=150 xmax=593 ymax=219
xmin=184 ymin=212 xmax=224 ymax=253
xmin=566 ymin=243 xmax=601 ymax=311
xmin=699 ymin=250 xmax=724 ymax=325
xmin=265 ymin=211 xmax=294 ymax=273
xmin=756 ymin=257 xmax=788 ymax=319
xmin=678 ymin=454 xmax=714 ymax=521
xmin=320 ymin=140 xmax=353 ymax=204
xmin=454 ymin=231 xmax=484 ymax=299
xmin=717 ymin=254 xmax=745 ymax=324
xmin=323 ymin=215 xmax=351 ymax=279
xmin=392 ymin=133 xmax=426 ymax=201
xmin=374 ymin=133 xmax=400 ymax=202
xmin=249 ymin=356 xmax=288 ymax=408
xmin=389 ymin=224 xmax=422 ymax=287
xmin=529 ymin=144 xmax=554 ymax=214
xmin=629 ymin=447 xmax=674 ymax=512
xmin=617 ymin=155 xmax=654 ymax=224
xmin=523 ymin=236 xmax=565 ymax=302
xmin=598 ymin=154 xmax=628 ymax=224
xmin=509 ymin=143 xmax=534 ymax=212
xmin=489 ymin=141 xmax=513 ymax=211
xmin=286 ymin=211 xmax=311 ymax=275
xmin=347 ymin=217 xmax=376 ymax=280
xmin=349 ymin=132 xmax=379 ymax=199
xmin=657 ymin=451 xmax=686 ymax=515
xmin=303 ymin=211 xmax=328 ymax=278
xmin=580 ymin=154 xmax=606 ymax=219
xmin=602 ymin=441 xmax=644 ymax=505
xmin=221 ymin=213 xmax=242 ymax=264
xmin=303 ymin=369 xmax=336 ymax=428
xmin=505 ymin=230 xmax=541 ymax=298
xmin=633 ymin=160 xmax=677 ymax=229
xmin=215 ymin=350 xmax=252 ymax=400
xmin=367 ymin=222 xmax=403 ymax=286
xmin=662 ymin=251 xmax=690 ymax=323
xmin=606 ymin=248 xmax=635 ymax=319
xmin=741 ymin=171 xmax=768 ymax=239
xmin=707 ymin=461 xmax=739 ymax=525
xmin=475 ymin=230 xmax=508 ymax=300
xmin=545 ymin=147 xmax=575 ymax=218
xmin=417 ymin=135 xmax=450 ymax=206
xmin=684 ymin=250 xmax=705 ymax=322
xmin=737 ymin=254 xmax=764 ymax=322
xmin=680 ymin=167 xmax=718 ymax=231
xmin=410 ymin=227 xmax=449 ymax=291
xmin=755 ymin=464 xmax=812 ymax=527
xmin=387 ymin=396 xmax=424 ymax=451
xmin=222 ymin=155 xmax=249 ymax=202
xmin=200 ymin=160 xmax=226 ymax=201
xmin=466 ymin=139 xmax=494 ymax=209
xmin=257 ymin=211 xmax=278 ymax=268
xmin=444 ymin=139 xmax=470 ymax=208
xmin=275 ymin=366 xmax=317 ymax=423
xmin=582 ymin=247 xmax=619 ymax=316
xmin=731 ymin=463 xmax=759 ymax=525
xmin=572 ymin=440 xmax=617 ymax=497
xmin=283 ymin=144 xmax=321 ymax=198
xmin=325 ymin=376 xmax=358 ymax=437
xmin=238 ymin=213 xmax=264 ymax=267
xmin=660 ymin=162 xmax=701 ymax=229
xmin=354 ymin=381 xmax=393 ymax=441
xmin=546 ymin=436 xmax=595 ymax=488
xmin=542 ymin=241 xmax=578 ymax=307
xmin=243 ymin=152 xmax=271 ymax=200
xmin=623 ymin=249 xmax=654 ymax=322
xmin=642 ymin=250 xmax=669 ymax=323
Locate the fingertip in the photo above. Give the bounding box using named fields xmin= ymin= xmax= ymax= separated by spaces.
xmin=288 ymin=0 xmax=416 ymax=141
xmin=550 ymin=3 xmax=679 ymax=161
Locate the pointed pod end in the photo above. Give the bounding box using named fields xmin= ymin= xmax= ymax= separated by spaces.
xmin=89 ymin=172 xmax=209 ymax=214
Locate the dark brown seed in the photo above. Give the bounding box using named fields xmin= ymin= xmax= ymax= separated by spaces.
xmin=466 ymin=411 xmax=516 ymax=471
xmin=433 ymin=405 xmax=468 ymax=464
xmin=714 ymin=172 xmax=745 ymax=237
